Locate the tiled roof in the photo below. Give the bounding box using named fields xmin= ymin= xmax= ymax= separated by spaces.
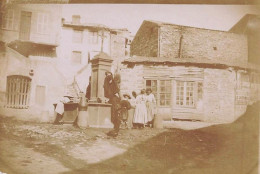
xmin=122 ymin=56 xmax=260 ymax=71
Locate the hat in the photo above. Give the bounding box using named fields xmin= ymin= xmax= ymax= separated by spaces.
xmin=123 ymin=94 xmax=131 ymax=99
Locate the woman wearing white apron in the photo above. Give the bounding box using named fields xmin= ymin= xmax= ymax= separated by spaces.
xmin=146 ymin=88 xmax=156 ymax=128
xmin=133 ymin=89 xmax=148 ymax=128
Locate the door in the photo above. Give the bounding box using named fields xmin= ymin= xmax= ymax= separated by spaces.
xmin=19 ymin=11 xmax=32 ymax=41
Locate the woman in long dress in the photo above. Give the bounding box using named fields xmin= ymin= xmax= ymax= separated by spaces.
xmin=146 ymin=88 xmax=156 ymax=128
xmin=133 ymin=89 xmax=148 ymax=128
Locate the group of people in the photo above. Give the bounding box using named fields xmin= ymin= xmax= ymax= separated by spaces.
xmin=104 ymin=71 xmax=157 ymax=137
xmin=126 ymin=89 xmax=157 ymax=129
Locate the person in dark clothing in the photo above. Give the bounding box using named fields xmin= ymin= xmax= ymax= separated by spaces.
xmin=104 ymin=72 xmax=113 ymax=99
xmin=105 ymin=72 xmax=122 ymax=137
xmin=85 ymin=76 xmax=91 ymax=101
xmin=119 ymin=94 xmax=132 ymax=129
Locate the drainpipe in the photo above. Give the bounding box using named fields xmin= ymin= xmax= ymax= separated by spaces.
xmin=179 ymin=26 xmax=184 ymax=58
xmin=157 ymin=26 xmax=161 ymax=58
xmin=179 ymin=35 xmax=183 ymax=58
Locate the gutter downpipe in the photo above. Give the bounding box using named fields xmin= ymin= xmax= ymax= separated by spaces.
xmin=158 ymin=26 xmax=161 ymax=58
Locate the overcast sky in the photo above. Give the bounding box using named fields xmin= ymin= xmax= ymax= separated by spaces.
xmin=62 ymin=5 xmax=260 ymax=35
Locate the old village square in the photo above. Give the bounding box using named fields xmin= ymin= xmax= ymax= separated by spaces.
xmin=0 ymin=2 xmax=260 ymax=174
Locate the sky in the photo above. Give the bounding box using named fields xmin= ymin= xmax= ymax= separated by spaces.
xmin=62 ymin=5 xmax=260 ymax=35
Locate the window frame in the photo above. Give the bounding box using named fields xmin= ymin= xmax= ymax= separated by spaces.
xmin=145 ymin=79 xmax=172 ymax=107
xmin=6 ymin=75 xmax=31 ymax=109
xmin=37 ymin=13 xmax=49 ymax=34
xmin=88 ymin=31 xmax=99 ymax=44
xmin=2 ymin=9 xmax=14 ymax=30
xmin=174 ymin=80 xmax=197 ymax=108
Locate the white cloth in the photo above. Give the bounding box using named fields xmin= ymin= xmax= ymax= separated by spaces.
xmin=133 ymin=94 xmax=148 ymax=124
xmin=55 ymin=101 xmax=65 ymax=115
xmin=129 ymin=98 xmax=137 ymax=108
xmin=55 ymin=97 xmax=70 ymax=115
xmin=146 ymin=93 xmax=157 ymax=122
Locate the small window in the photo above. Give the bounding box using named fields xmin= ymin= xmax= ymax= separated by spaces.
xmin=2 ymin=9 xmax=14 ymax=30
xmin=88 ymin=31 xmax=98 ymax=44
xmin=72 ymin=15 xmax=80 ymax=24
xmin=37 ymin=13 xmax=49 ymax=34
xmin=71 ymin=51 xmax=82 ymax=65
xmin=72 ymin=30 xmax=83 ymax=43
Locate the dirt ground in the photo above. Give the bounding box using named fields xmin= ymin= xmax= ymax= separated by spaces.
xmin=0 ymin=103 xmax=259 ymax=174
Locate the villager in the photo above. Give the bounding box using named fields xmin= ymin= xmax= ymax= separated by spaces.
xmin=133 ymin=89 xmax=148 ymax=129
xmin=127 ymin=91 xmax=137 ymax=129
xmin=85 ymin=76 xmax=91 ymax=101
xmin=119 ymin=94 xmax=132 ymax=129
xmin=53 ymin=96 xmax=71 ymax=124
xmin=146 ymin=88 xmax=156 ymax=128
xmin=105 ymin=72 xmax=122 ymax=137
xmin=104 ymin=72 xmax=114 ymax=99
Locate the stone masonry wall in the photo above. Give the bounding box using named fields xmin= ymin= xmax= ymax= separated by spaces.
xmin=203 ymin=68 xmax=236 ymax=123
xmin=159 ymin=25 xmax=182 ymax=58
xmin=120 ymin=64 xmax=144 ymax=96
xmin=130 ymin=22 xmax=158 ymax=57
xmin=181 ymin=27 xmax=248 ymax=64
xmin=159 ymin=25 xmax=248 ymax=64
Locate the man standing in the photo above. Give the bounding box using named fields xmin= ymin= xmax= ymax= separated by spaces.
xmin=104 ymin=71 xmax=121 ymax=137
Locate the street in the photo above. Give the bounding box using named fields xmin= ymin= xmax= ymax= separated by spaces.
xmin=0 ymin=103 xmax=259 ymax=174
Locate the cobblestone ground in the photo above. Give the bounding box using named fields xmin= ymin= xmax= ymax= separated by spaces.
xmin=0 ymin=103 xmax=259 ymax=174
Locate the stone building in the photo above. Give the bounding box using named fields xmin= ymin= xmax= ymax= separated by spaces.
xmin=121 ymin=20 xmax=260 ymax=123
xmin=57 ymin=15 xmax=132 ymax=93
xmin=0 ymin=4 xmax=67 ymax=121
xmin=0 ymin=4 xmax=132 ymax=122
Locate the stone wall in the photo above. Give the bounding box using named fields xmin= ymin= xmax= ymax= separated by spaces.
xmin=131 ymin=22 xmax=248 ymax=65
xmin=159 ymin=25 xmax=248 ymax=64
xmin=130 ymin=22 xmax=158 ymax=57
xmin=203 ymin=69 xmax=236 ymax=123
xmin=120 ymin=63 xmax=252 ymax=123
xmin=159 ymin=25 xmax=181 ymax=58
xmin=120 ymin=64 xmax=144 ymax=96
xmin=181 ymin=27 xmax=248 ymax=64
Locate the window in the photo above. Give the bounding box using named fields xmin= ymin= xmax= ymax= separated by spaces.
xmin=6 ymin=75 xmax=31 ymax=109
xmin=2 ymin=9 xmax=14 ymax=30
xmin=159 ymin=80 xmax=171 ymax=106
xmin=88 ymin=31 xmax=98 ymax=44
xmin=176 ymin=81 xmax=195 ymax=107
xmin=37 ymin=13 xmax=49 ymax=34
xmin=71 ymin=51 xmax=82 ymax=65
xmin=72 ymin=15 xmax=80 ymax=24
xmin=72 ymin=30 xmax=83 ymax=43
xmin=146 ymin=79 xmax=171 ymax=107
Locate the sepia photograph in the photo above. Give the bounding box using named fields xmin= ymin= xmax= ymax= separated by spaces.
xmin=0 ymin=1 xmax=260 ymax=174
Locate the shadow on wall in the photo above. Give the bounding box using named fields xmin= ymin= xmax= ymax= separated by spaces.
xmin=62 ymin=102 xmax=260 ymax=174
